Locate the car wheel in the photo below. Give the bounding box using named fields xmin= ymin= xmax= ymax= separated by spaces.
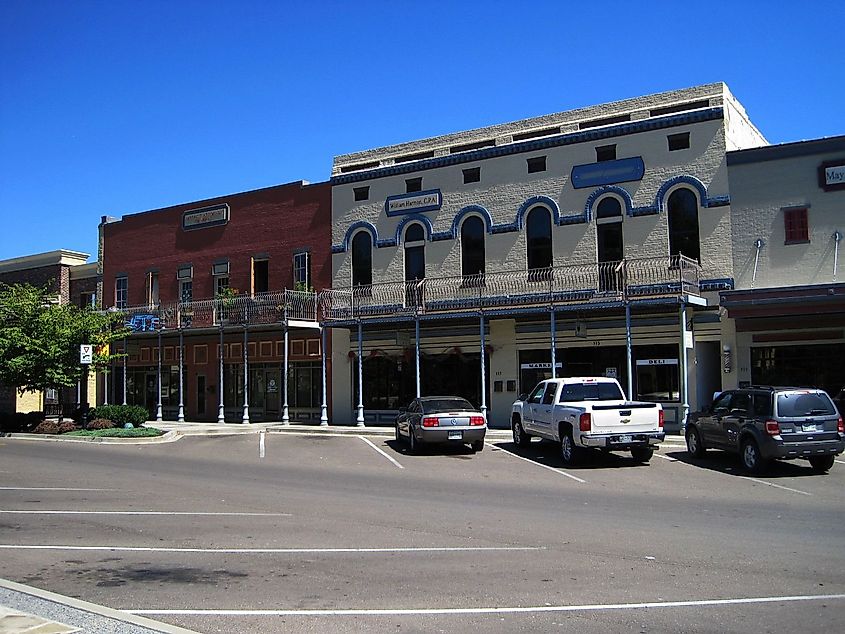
xmin=408 ymin=426 xmax=420 ymax=454
xmin=630 ymin=446 xmax=654 ymax=463
xmin=560 ymin=431 xmax=581 ymax=466
xmin=741 ymin=437 xmax=768 ymax=474
xmin=686 ymin=427 xmax=706 ymax=458
xmin=512 ymin=418 xmax=530 ymax=447
xmin=394 ymin=422 xmax=401 ymax=442
xmin=470 ymin=440 xmax=484 ymax=453
xmin=808 ymin=455 xmax=835 ymax=473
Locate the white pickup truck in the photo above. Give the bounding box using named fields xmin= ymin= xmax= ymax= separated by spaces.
xmin=511 ymin=377 xmax=664 ymax=464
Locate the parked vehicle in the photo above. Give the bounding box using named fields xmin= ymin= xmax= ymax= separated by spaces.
xmin=685 ymin=386 xmax=845 ymax=474
xmin=511 ymin=377 xmax=664 ymax=465
xmin=395 ymin=396 xmax=487 ymax=454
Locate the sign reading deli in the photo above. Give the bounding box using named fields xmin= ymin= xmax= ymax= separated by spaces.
xmin=182 ymin=204 xmax=230 ymax=230
xmin=384 ymin=190 xmax=442 ymax=216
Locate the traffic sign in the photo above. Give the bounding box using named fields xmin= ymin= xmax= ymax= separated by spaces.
xmin=80 ymin=344 xmax=93 ymax=365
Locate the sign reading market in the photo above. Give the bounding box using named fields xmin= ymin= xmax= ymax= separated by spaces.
xmin=385 ymin=189 xmax=442 ymax=216
xmin=182 ymin=203 xmax=230 ymax=231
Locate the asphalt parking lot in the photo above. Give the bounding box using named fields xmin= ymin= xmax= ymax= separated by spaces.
xmin=1 ymin=431 xmax=844 ymax=633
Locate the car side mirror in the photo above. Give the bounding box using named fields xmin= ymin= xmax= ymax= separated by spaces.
xmin=518 ymin=394 xmax=528 ymax=402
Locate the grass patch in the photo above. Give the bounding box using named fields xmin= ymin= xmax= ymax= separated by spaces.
xmin=63 ymin=427 xmax=165 ymax=438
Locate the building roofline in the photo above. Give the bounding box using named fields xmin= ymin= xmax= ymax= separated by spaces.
xmin=0 ymin=249 xmax=91 ymax=273
xmin=727 ymin=135 xmax=845 ymax=165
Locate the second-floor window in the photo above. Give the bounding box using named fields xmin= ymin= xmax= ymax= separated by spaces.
xmin=783 ymin=207 xmax=809 ymax=244
xmin=667 ymin=188 xmax=701 ymax=262
xmin=352 ymin=231 xmax=373 ymax=287
xmin=215 ymin=275 xmax=229 ymax=297
xmin=461 ymin=216 xmax=485 ymax=277
xmin=115 ymin=277 xmax=127 ymax=309
xmin=526 ymin=207 xmax=552 ymax=271
xmin=294 ymin=251 xmax=311 ymax=290
xmin=180 ymin=280 xmax=193 ymax=303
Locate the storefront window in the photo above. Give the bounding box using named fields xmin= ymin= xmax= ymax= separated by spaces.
xmin=290 ymin=361 xmax=321 ymax=408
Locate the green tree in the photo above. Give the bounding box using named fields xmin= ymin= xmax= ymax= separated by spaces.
xmin=0 ymin=283 xmax=128 ymax=393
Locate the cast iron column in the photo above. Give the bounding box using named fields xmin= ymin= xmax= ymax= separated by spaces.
xmin=217 ymin=326 xmax=225 ymax=423
xmin=356 ymin=321 xmax=364 ymax=426
xmin=479 ymin=314 xmax=487 ymax=421
xmin=177 ymin=329 xmax=185 ymax=422
xmin=320 ymin=325 xmax=328 ymax=425
xmin=242 ymin=326 xmax=250 ymax=424
xmin=282 ymin=323 xmax=289 ymax=424
xmin=550 ymin=309 xmax=557 ymax=379
xmin=625 ymin=302 xmax=633 ymax=401
xmin=415 ymin=315 xmax=421 ymax=398
xmin=680 ymin=302 xmax=690 ymax=433
xmin=155 ymin=330 xmax=162 ymax=422
xmin=122 ymin=336 xmax=127 ymax=405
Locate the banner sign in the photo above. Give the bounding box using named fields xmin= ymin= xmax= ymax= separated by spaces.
xmin=570 ymin=157 xmax=645 ymax=189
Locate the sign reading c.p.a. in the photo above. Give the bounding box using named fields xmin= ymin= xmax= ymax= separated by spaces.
xmin=384 ymin=190 xmax=442 ymax=216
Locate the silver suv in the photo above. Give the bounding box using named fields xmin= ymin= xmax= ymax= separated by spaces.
xmin=686 ymin=386 xmax=845 ymax=474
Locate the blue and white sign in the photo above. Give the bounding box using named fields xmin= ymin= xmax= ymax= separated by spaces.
xmin=570 ymin=157 xmax=645 ymax=189
xmin=125 ymin=314 xmax=161 ymax=332
xmin=385 ymin=190 xmax=442 ymax=216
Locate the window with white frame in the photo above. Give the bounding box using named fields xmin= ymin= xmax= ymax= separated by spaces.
xmin=293 ymin=251 xmax=311 ymax=290
xmin=115 ymin=277 xmax=128 ymax=309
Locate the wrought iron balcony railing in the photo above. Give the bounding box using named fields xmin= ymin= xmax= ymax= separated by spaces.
xmin=117 ymin=290 xmax=318 ymax=332
xmin=319 ymin=255 xmax=700 ymax=322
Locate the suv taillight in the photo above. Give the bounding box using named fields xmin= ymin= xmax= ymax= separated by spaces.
xmin=579 ymin=413 xmax=591 ymax=432
xmin=658 ymin=410 xmax=665 ymax=428
xmin=422 ymin=417 xmax=439 ymax=427
xmin=765 ymin=420 xmax=781 ymax=436
xmin=838 ymin=416 xmax=844 ymax=433
xmin=469 ymin=416 xmax=485 ymax=426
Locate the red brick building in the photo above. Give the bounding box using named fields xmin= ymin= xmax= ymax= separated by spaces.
xmin=99 ymin=180 xmax=332 ymax=423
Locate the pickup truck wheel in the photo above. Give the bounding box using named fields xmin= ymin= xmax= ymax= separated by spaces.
xmin=512 ymin=419 xmax=531 ymax=447
xmin=560 ymin=432 xmax=581 ymax=466
xmin=686 ymin=427 xmax=706 ymax=458
xmin=808 ymin=455 xmax=835 ymax=473
xmin=741 ymin=437 xmax=768 ymax=474
xmin=630 ymin=446 xmax=654 ymax=463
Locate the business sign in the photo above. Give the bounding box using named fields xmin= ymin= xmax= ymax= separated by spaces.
xmin=182 ymin=204 xmax=230 ymax=230
xmin=570 ymin=157 xmax=645 ymax=189
xmin=636 ymin=358 xmax=678 ymax=366
xmin=385 ymin=190 xmax=442 ymax=216
xmin=79 ymin=344 xmax=93 ymax=365
xmin=520 ymin=362 xmax=563 ymax=369
xmin=125 ymin=314 xmax=161 ymax=332
xmin=819 ymin=160 xmax=845 ymax=191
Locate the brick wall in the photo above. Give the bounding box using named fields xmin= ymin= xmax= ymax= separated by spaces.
xmin=101 ymin=181 xmax=332 ymax=307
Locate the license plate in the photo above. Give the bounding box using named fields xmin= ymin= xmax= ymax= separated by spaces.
xmin=803 ymin=424 xmax=817 ymax=432
xmin=448 ymin=430 xmax=463 ymax=440
xmin=617 ymin=435 xmax=632 ymax=444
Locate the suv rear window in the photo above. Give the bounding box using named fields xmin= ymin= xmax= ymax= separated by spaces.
xmin=775 ymin=392 xmax=836 ymax=417
xmin=559 ymin=382 xmax=624 ymax=402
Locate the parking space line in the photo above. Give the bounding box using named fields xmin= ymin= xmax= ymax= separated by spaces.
xmin=653 ymin=453 xmax=679 ymax=462
xmin=0 ymin=487 xmax=117 ymax=491
xmin=737 ymin=477 xmax=811 ymax=496
xmin=487 ymin=443 xmax=586 ymax=483
xmin=835 ymin=460 xmax=845 ymax=465
xmin=0 ymin=510 xmax=291 ymax=516
xmin=0 ymin=544 xmax=540 ymax=554
xmin=358 ymin=436 xmax=404 ymax=469
xmin=128 ymin=592 xmax=845 ymax=616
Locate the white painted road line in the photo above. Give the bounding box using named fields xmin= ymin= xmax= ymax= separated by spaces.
xmin=359 ymin=436 xmax=404 ymax=469
xmin=487 ymin=443 xmax=586 ymax=483
xmin=738 ymin=477 xmax=811 ymax=496
xmin=0 ymin=487 xmax=117 ymax=491
xmin=0 ymin=510 xmax=291 ymax=516
xmin=654 ymin=453 xmax=679 ymax=462
xmin=0 ymin=544 xmax=541 ymax=554
xmin=835 ymin=459 xmax=845 ymax=465
xmin=128 ymin=592 xmax=845 ymax=617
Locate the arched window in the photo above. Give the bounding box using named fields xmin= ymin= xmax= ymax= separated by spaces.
xmin=526 ymin=207 xmax=552 ymax=271
xmin=351 ymin=231 xmax=372 ymax=287
xmin=595 ymin=197 xmax=624 ymax=292
xmin=404 ymin=223 xmax=425 ymax=281
xmin=461 ymin=216 xmax=485 ymax=277
xmin=667 ymin=188 xmax=701 ymax=262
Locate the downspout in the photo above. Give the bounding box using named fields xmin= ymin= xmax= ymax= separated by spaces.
xmin=834 ymin=231 xmax=842 ymax=281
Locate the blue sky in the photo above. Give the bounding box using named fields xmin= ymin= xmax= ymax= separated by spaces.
xmin=1 ymin=0 xmax=842 ymax=262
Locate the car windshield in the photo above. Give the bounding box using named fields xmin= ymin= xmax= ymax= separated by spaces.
xmin=558 ymin=382 xmax=624 ymax=402
xmin=776 ymin=391 xmax=836 ymax=417
xmin=421 ymin=398 xmax=475 ymax=413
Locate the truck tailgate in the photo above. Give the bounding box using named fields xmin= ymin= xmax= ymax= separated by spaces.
xmin=590 ymin=402 xmax=660 ymax=432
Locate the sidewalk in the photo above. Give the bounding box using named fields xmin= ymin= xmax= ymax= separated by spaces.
xmin=0 ymin=578 xmax=196 ymax=634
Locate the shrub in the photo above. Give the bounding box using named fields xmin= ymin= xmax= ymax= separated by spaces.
xmin=1 ymin=411 xmax=44 ymax=433
xmin=57 ymin=421 xmax=78 ymax=433
xmin=88 ymin=404 xmax=148 ymax=428
xmin=33 ymin=420 xmax=60 ymax=434
xmin=86 ymin=418 xmax=114 ymax=430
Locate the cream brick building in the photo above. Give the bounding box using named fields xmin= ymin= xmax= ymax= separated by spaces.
xmin=323 ymin=83 xmax=769 ymax=431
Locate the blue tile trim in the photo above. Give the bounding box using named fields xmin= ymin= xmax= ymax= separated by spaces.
xmin=330 ymin=175 xmax=730 ymax=253
xmin=331 ymin=108 xmax=724 ymax=185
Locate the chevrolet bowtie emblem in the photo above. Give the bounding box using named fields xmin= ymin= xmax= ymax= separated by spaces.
xmin=621 ymin=418 xmax=630 ymax=424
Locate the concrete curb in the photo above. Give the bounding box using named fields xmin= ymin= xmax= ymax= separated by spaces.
xmin=2 ymin=430 xmax=180 ymax=445
xmin=0 ymin=578 xmax=198 ymax=633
